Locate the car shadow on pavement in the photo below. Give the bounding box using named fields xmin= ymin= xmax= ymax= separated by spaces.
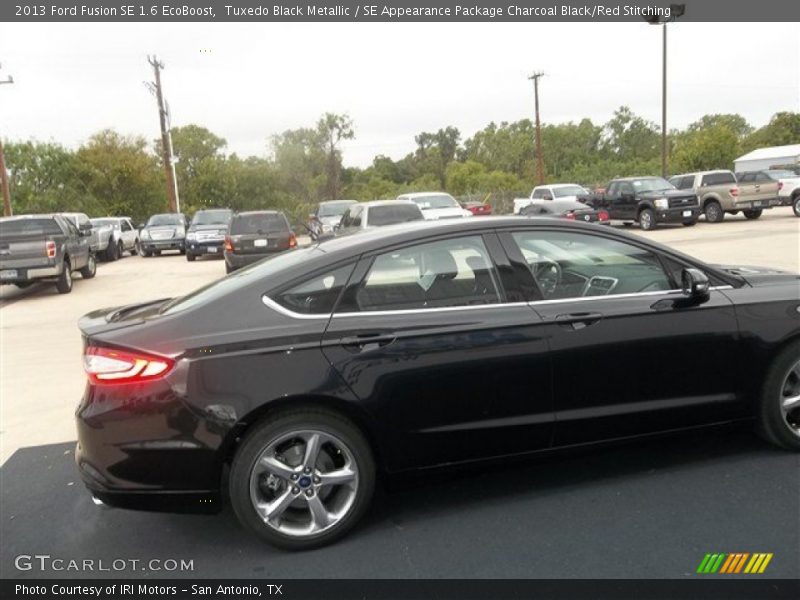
xmin=1 ymin=425 xmax=797 ymax=579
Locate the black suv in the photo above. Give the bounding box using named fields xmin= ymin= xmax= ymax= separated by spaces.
xmin=589 ymin=177 xmax=700 ymax=230
xmin=224 ymin=211 xmax=296 ymax=273
xmin=186 ymin=209 xmax=232 ymax=261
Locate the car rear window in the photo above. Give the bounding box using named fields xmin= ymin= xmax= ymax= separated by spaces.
xmin=701 ymin=172 xmax=736 ymax=186
xmin=0 ymin=218 xmax=63 ymax=237
xmin=230 ymin=213 xmax=289 ymax=234
xmin=368 ymin=205 xmax=423 ymax=226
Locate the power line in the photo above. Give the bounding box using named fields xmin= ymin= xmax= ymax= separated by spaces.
xmin=528 ymin=72 xmax=545 ymax=185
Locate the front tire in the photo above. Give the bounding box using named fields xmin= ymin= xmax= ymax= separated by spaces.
xmin=186 ymin=252 xmax=196 ymax=262
xmin=638 ymin=208 xmax=656 ymax=231
xmin=703 ymin=200 xmax=724 ymax=223
xmin=792 ymin=195 xmax=800 ymax=218
xmin=56 ymin=260 xmax=73 ymax=294
xmin=743 ymin=209 xmax=763 ymax=220
xmin=104 ymin=241 xmax=118 ymax=262
xmin=79 ymin=254 xmax=97 ymax=279
xmin=757 ymin=341 xmax=800 ymax=451
xmin=230 ymin=408 xmax=376 ymax=550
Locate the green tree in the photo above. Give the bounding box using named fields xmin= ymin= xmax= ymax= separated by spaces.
xmin=4 ymin=141 xmax=83 ymax=214
xmin=601 ymin=106 xmax=660 ymax=163
xmin=742 ymin=112 xmax=800 ymax=152
xmin=316 ymin=113 xmax=354 ymax=200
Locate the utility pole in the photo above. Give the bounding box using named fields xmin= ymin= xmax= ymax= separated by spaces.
xmin=147 ymin=55 xmax=178 ymax=213
xmin=528 ymin=72 xmax=545 ymax=186
xmin=0 ymin=63 xmax=14 ymax=217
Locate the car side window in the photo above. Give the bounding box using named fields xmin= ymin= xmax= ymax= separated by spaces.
xmin=531 ymin=188 xmax=546 ymax=199
xmin=619 ymin=182 xmax=634 ymax=195
xmin=606 ymin=182 xmax=618 ymax=195
xmin=511 ymin=231 xmax=675 ymax=300
xmin=64 ymin=218 xmax=79 ymax=236
xmin=351 ymin=207 xmax=363 ymax=227
xmin=755 ymin=172 xmax=770 ymax=182
xmin=121 ymin=220 xmax=132 ymax=232
xmin=337 ymin=236 xmax=502 ymax=312
xmin=272 ymin=264 xmax=355 ymax=315
xmin=738 ymin=173 xmax=754 ymax=183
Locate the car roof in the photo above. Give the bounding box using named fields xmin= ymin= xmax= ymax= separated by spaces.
xmin=320 ymin=200 xmax=357 ymax=205
xmin=396 ymin=192 xmax=453 ymax=199
xmin=537 ymin=183 xmax=584 ymax=189
xmin=0 ymin=214 xmax=61 ymax=222
xmin=613 ymin=176 xmax=664 ymax=182
xmin=233 ymin=210 xmax=283 ymax=216
xmin=670 ymin=170 xmax=733 ymax=177
xmin=359 ymin=199 xmax=418 ymax=207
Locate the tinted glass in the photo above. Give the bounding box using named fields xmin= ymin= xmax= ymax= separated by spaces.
xmin=755 ymin=172 xmax=771 ymax=182
xmin=0 ymin=218 xmax=62 ymax=237
xmin=531 ymin=188 xmax=547 ymax=199
xmin=340 ymin=236 xmax=501 ymax=312
xmin=511 ymin=231 xmax=673 ymax=299
xmin=273 ymin=264 xmax=354 ymax=315
xmin=367 ymin=204 xmax=423 ymax=226
xmin=409 ymin=194 xmax=458 ymax=209
xmin=192 ymin=210 xmax=232 ymax=225
xmin=147 ymin=214 xmax=184 ymax=226
xmin=552 ymin=186 xmax=587 ymax=198
xmin=631 ymin=178 xmax=675 ymax=192
xmin=738 ymin=173 xmax=755 ymax=183
xmin=701 ymin=172 xmax=736 ymax=186
xmin=230 ymin=213 xmax=288 ymax=234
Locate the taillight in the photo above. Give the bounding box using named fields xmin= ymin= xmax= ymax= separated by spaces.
xmin=565 ymin=212 xmax=576 ymax=220
xmin=83 ymin=346 xmax=175 ymax=385
xmin=729 ymin=187 xmax=739 ymax=197
xmin=288 ymin=233 xmax=297 ymax=248
xmin=46 ymin=240 xmax=56 ymax=258
xmin=598 ymin=210 xmax=610 ymax=221
xmin=224 ymin=236 xmax=233 ymax=252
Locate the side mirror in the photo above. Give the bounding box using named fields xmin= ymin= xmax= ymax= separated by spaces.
xmin=681 ymin=268 xmax=710 ymax=301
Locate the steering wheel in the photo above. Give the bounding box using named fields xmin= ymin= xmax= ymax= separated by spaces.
xmin=532 ymin=259 xmax=562 ymax=297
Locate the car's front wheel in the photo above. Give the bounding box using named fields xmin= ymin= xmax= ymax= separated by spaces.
xmin=79 ymin=254 xmax=96 ymax=279
xmin=792 ymin=195 xmax=800 ymax=217
xmin=704 ymin=200 xmax=724 ymax=223
xmin=638 ymin=208 xmax=656 ymax=231
xmin=55 ymin=260 xmax=72 ymax=294
xmin=758 ymin=341 xmax=800 ymax=451
xmin=230 ymin=409 xmax=375 ymax=550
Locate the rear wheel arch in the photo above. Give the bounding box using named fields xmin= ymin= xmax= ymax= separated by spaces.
xmin=222 ymin=395 xmax=385 ymax=474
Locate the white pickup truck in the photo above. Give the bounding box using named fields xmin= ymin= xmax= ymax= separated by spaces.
xmin=513 ymin=183 xmax=590 ymax=214
xmin=764 ymin=169 xmax=800 ymax=217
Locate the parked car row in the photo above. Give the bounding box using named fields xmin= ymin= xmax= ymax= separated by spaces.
xmin=512 ymin=168 xmax=800 ymax=230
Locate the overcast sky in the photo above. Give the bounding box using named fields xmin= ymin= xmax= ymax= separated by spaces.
xmin=1 ymin=22 xmax=798 ymax=167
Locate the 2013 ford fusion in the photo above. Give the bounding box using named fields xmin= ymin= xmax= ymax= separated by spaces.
xmin=75 ymin=217 xmax=800 ymax=550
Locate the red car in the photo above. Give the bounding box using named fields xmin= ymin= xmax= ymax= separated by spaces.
xmin=460 ymin=200 xmax=493 ymax=216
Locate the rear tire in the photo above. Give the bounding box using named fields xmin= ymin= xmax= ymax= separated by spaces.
xmin=792 ymin=195 xmax=800 ymax=218
xmin=757 ymin=341 xmax=800 ymax=452
xmin=743 ymin=209 xmax=763 ymax=220
xmin=79 ymin=254 xmax=97 ymax=279
xmin=116 ymin=241 xmax=125 ymax=260
xmin=638 ymin=208 xmax=656 ymax=231
xmin=56 ymin=260 xmax=73 ymax=294
xmin=703 ymin=200 xmax=724 ymax=223
xmin=186 ymin=253 xmax=196 ymax=262
xmin=230 ymin=408 xmax=376 ymax=550
xmin=104 ymin=241 xmax=118 ymax=262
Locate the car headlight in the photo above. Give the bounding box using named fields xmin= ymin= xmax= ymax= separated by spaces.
xmin=140 ymin=229 xmax=150 ymax=240
xmin=654 ymin=198 xmax=669 ymax=210
xmin=186 ymin=232 xmax=197 ymax=241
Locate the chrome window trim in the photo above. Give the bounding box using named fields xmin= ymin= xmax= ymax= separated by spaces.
xmin=262 ymin=286 xmax=733 ymax=320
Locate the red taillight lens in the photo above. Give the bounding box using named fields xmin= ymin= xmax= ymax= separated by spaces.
xmin=224 ymin=236 xmax=233 ymax=252
xmin=288 ymin=233 xmax=297 ymax=248
xmin=565 ymin=212 xmax=576 ymax=220
xmin=84 ymin=346 xmax=175 ymax=385
xmin=729 ymin=187 xmax=739 ymax=197
xmin=46 ymin=241 xmax=56 ymax=258
xmin=598 ymin=210 xmax=610 ymax=221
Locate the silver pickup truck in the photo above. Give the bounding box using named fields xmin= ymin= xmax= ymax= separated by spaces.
xmin=89 ymin=217 xmax=140 ymax=261
xmin=0 ymin=214 xmax=97 ymax=294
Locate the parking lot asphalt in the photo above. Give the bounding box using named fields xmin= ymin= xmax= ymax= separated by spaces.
xmin=1 ymin=208 xmax=798 ymax=579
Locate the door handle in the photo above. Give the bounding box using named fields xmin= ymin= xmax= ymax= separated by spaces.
xmin=340 ymin=332 xmax=397 ymax=352
xmin=554 ymin=312 xmax=603 ymax=330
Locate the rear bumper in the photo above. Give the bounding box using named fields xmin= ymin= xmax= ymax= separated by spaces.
xmin=732 ymin=198 xmax=781 ymax=210
xmin=0 ymin=263 xmax=61 ymax=284
xmin=224 ymin=250 xmax=280 ymax=269
xmin=655 ymin=207 xmax=700 ymax=223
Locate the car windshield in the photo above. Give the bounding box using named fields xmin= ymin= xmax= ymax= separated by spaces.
xmin=192 ymin=210 xmax=232 ymax=225
xmin=409 ymin=195 xmax=458 ymax=210
xmin=368 ymin=205 xmax=424 ymax=226
xmin=631 ymin=178 xmax=675 ymax=192
xmin=161 ymin=246 xmax=319 ymax=315
xmin=318 ymin=201 xmax=355 ymax=217
xmin=91 ymin=218 xmax=119 ymax=229
xmin=147 ymin=214 xmax=183 ymax=227
xmin=553 ymin=186 xmax=588 ymax=198
xmin=230 ymin=213 xmax=288 ymax=234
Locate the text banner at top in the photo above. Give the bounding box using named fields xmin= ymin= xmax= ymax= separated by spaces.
xmin=4 ymin=0 xmax=800 ymax=22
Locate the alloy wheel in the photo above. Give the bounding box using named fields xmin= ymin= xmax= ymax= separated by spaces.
xmin=248 ymin=429 xmax=359 ymax=538
xmin=780 ymin=359 xmax=800 ymax=437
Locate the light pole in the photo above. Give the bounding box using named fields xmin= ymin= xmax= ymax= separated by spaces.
xmin=0 ymin=63 xmax=14 ymax=217
xmin=644 ymin=4 xmax=685 ymax=178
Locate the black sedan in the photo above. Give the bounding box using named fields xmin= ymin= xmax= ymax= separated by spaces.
xmin=520 ymin=199 xmax=610 ymax=224
xmin=75 ymin=217 xmax=800 ymax=550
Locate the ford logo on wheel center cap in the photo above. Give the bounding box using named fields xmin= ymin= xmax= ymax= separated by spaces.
xmin=298 ymin=476 xmax=312 ymax=488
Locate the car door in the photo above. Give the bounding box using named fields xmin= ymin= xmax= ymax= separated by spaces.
xmin=754 ymin=171 xmax=779 ymax=205
xmin=737 ymin=172 xmax=757 ymax=203
xmin=120 ymin=219 xmax=136 ymax=249
xmin=321 ymin=232 xmax=554 ymax=472
xmin=500 ymin=227 xmax=743 ymax=446
xmin=62 ymin=217 xmax=89 ymax=268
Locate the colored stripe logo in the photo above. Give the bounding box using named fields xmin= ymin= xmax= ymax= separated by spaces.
xmin=696 ymin=553 xmax=773 ymax=574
